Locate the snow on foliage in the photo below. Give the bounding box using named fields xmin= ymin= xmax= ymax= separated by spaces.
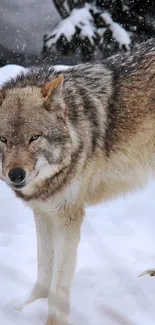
xmin=43 ymin=3 xmax=131 ymax=60
xmin=45 ymin=6 xmax=95 ymax=47
xmin=101 ymin=12 xmax=131 ymax=49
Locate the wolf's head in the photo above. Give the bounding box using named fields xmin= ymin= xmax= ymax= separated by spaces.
xmin=0 ymin=74 xmax=73 ymax=196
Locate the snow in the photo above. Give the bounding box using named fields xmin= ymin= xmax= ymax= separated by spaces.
xmin=54 ymin=64 xmax=73 ymax=71
xmin=0 ymin=64 xmax=72 ymax=86
xmin=0 ymin=65 xmax=155 ymax=325
xmin=101 ymin=12 xmax=131 ymax=49
xmin=44 ymin=4 xmax=96 ymax=49
xmin=0 ymin=64 xmax=25 ymax=85
xmin=44 ymin=5 xmax=131 ymax=54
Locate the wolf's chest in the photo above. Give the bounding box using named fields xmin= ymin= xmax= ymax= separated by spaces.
xmin=28 ymin=179 xmax=81 ymax=218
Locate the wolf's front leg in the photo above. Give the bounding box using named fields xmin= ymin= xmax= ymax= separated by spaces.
xmin=45 ymin=207 xmax=84 ymax=325
xmin=18 ymin=213 xmax=53 ymax=310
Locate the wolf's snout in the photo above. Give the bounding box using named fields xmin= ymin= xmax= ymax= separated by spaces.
xmin=8 ymin=168 xmax=26 ymax=184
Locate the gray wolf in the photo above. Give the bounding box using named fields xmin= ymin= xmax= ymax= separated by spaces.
xmin=0 ymin=38 xmax=155 ymax=324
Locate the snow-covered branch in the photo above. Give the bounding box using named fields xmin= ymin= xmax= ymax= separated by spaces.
xmin=43 ymin=3 xmax=131 ymax=60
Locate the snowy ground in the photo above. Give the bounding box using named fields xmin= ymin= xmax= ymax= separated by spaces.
xmin=0 ymin=65 xmax=155 ymax=325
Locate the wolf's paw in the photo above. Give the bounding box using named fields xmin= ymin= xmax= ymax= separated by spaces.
xmin=5 ymin=292 xmax=40 ymax=313
xmin=15 ymin=292 xmax=45 ymax=311
xmin=45 ymin=318 xmax=61 ymax=325
xmin=45 ymin=315 xmax=69 ymax=325
xmin=138 ymin=268 xmax=155 ymax=277
xmin=15 ymin=284 xmax=49 ymax=311
xmin=3 ymin=296 xmax=27 ymax=313
xmin=15 ymin=298 xmax=28 ymax=311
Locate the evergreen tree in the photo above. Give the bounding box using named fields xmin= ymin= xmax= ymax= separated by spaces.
xmin=43 ymin=0 xmax=155 ymax=62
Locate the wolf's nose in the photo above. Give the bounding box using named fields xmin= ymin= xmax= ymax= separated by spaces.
xmin=8 ymin=168 xmax=26 ymax=184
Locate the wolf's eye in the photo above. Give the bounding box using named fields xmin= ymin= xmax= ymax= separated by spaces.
xmin=29 ymin=135 xmax=41 ymax=143
xmin=0 ymin=136 xmax=7 ymax=144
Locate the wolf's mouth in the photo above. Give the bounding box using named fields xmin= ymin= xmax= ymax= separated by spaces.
xmin=11 ymin=183 xmax=26 ymax=190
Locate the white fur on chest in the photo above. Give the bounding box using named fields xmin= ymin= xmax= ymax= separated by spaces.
xmin=29 ymin=179 xmax=81 ymax=218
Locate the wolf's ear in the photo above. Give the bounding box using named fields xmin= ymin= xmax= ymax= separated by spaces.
xmin=41 ymin=75 xmax=64 ymax=100
xmin=41 ymin=75 xmax=67 ymax=120
xmin=0 ymin=90 xmax=6 ymax=105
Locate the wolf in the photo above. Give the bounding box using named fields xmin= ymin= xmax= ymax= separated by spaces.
xmin=0 ymin=38 xmax=155 ymax=325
